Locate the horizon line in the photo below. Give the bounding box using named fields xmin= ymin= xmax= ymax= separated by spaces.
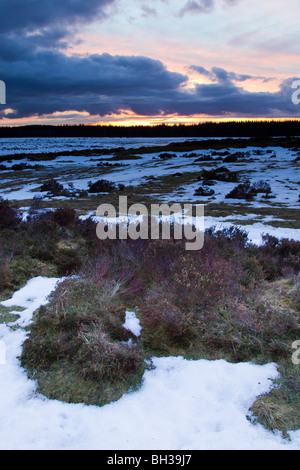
xmin=1 ymin=117 xmax=300 ymax=129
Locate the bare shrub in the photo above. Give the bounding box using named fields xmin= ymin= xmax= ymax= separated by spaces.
xmin=0 ymin=197 xmax=21 ymax=229
xmin=252 ymin=180 xmax=272 ymax=194
xmin=53 ymin=207 xmax=78 ymax=227
xmin=225 ymin=182 xmax=257 ymax=200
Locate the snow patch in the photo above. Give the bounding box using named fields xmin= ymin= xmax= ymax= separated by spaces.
xmin=123 ymin=310 xmax=142 ymax=337
xmin=0 ymin=277 xmax=299 ymax=449
xmin=1 ymin=276 xmax=63 ymax=327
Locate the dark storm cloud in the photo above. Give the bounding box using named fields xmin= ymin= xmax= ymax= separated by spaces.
xmin=0 ymin=0 xmax=115 ymax=34
xmin=0 ymin=50 xmax=188 ymax=118
xmin=0 ymin=0 xmax=298 ymax=121
xmin=0 ymin=49 xmax=298 ymax=120
xmin=188 ymin=79 xmax=298 ymax=117
xmin=123 ymin=76 xmax=299 ymax=118
xmin=0 ymin=0 xmax=116 ymax=51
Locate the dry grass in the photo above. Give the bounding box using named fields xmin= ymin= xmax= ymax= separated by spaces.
xmin=249 ymin=361 xmax=300 ymax=438
xmin=0 ymin=197 xmax=299 ymax=434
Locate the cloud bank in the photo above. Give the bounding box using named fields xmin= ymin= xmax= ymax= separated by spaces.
xmin=1 ymin=50 xmax=297 ymax=120
xmin=0 ymin=0 xmax=114 ymax=34
xmin=0 ymin=0 xmax=299 ymax=122
xmin=0 ymin=0 xmax=116 ymax=50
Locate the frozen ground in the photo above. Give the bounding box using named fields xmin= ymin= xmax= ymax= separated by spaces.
xmin=79 ymin=211 xmax=300 ymax=244
xmin=0 ymin=276 xmax=300 ymax=450
xmin=0 ymin=137 xmax=299 ymax=449
xmin=0 ymin=137 xmax=298 ymax=243
xmin=0 ymin=137 xmax=299 ymax=207
xmin=0 ymin=136 xmax=211 ymax=156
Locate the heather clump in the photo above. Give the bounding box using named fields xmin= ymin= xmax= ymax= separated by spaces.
xmin=0 ymin=200 xmax=299 ymax=433
xmin=21 ymin=277 xmax=145 ymax=405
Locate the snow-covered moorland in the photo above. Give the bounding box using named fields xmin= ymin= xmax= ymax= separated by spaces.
xmin=0 ymin=136 xmax=299 ymax=450
xmin=0 ymin=276 xmax=299 ymax=450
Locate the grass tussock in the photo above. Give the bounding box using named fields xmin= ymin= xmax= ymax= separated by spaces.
xmin=0 ymin=197 xmax=299 ymax=433
xmin=248 ymin=361 xmax=300 ymax=437
xmin=20 ymin=277 xmax=145 ymax=405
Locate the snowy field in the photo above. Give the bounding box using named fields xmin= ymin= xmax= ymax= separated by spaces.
xmin=0 ymin=276 xmax=300 ymax=450
xmin=0 ymin=136 xmax=299 ymax=241
xmin=0 ymin=137 xmax=299 ymax=450
xmin=0 ymin=137 xmax=299 ymax=207
xmin=0 ymin=136 xmax=208 ymax=156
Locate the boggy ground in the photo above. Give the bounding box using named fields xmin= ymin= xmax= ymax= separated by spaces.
xmin=0 ymin=199 xmax=299 ymax=438
xmin=0 ymin=136 xmax=299 ymax=231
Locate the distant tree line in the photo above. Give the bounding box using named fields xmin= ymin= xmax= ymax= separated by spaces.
xmin=0 ymin=120 xmax=299 ymax=138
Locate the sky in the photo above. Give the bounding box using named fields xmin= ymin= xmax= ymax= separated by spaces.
xmin=0 ymin=275 xmax=299 ymax=450
xmin=0 ymin=0 xmax=299 ymax=126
